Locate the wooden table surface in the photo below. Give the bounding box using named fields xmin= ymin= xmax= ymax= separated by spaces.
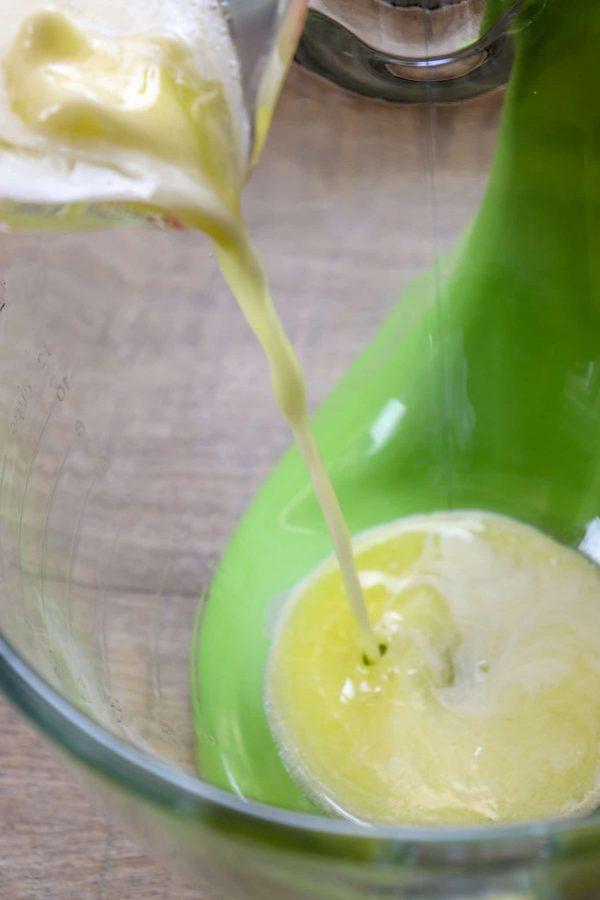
xmin=0 ymin=60 xmax=502 ymax=898
xmin=1 ymin=695 xmax=201 ymax=900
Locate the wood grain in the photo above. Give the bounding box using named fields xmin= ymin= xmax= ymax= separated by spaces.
xmin=1 ymin=695 xmax=202 ymax=900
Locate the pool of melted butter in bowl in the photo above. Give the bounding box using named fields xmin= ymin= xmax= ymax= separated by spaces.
xmin=266 ymin=511 xmax=600 ymax=825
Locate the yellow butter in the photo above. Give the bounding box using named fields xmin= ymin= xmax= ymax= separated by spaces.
xmin=267 ymin=512 xmax=600 ymax=825
xmin=0 ymin=4 xmax=246 ymax=229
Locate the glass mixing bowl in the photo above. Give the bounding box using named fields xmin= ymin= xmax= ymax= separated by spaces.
xmin=3 ymin=1 xmax=600 ymax=897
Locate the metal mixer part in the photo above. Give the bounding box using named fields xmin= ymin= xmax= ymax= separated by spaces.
xmin=296 ymin=1 xmax=523 ymax=103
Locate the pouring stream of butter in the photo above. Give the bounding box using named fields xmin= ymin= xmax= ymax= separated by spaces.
xmin=1 ymin=4 xmax=378 ymax=660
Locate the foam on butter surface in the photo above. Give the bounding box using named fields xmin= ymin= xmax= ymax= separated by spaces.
xmin=266 ymin=512 xmax=600 ymax=825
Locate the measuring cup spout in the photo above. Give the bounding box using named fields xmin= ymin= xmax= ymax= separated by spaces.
xmin=226 ymin=0 xmax=308 ymax=164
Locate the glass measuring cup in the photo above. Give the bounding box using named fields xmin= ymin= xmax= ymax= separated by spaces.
xmin=3 ymin=1 xmax=600 ymax=897
xmin=0 ymin=0 xmax=307 ymax=230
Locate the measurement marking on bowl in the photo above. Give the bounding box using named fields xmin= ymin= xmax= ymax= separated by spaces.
xmin=36 ymin=344 xmax=52 ymax=370
xmin=159 ymin=720 xmax=180 ymax=746
xmin=109 ymin=695 xmax=123 ymax=725
xmin=9 ymin=382 xmax=32 ymax=436
xmin=56 ymin=375 xmax=70 ymax=403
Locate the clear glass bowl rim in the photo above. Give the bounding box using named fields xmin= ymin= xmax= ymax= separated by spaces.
xmin=3 ymin=630 xmax=600 ymax=867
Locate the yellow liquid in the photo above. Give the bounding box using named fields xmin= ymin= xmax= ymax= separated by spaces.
xmin=3 ymin=7 xmax=377 ymax=658
xmin=267 ymin=512 xmax=600 ymax=825
xmin=214 ymin=235 xmax=379 ymax=659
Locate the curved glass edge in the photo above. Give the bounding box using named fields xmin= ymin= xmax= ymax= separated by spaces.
xmin=2 ymin=630 xmax=600 ymax=866
xmin=295 ymin=1 xmax=539 ymax=103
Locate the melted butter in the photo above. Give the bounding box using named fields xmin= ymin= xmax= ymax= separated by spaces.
xmin=4 ymin=10 xmax=242 ymax=224
xmin=214 ymin=227 xmax=379 ymax=659
xmin=0 ymin=3 xmax=247 ymax=228
xmin=267 ymin=512 xmax=600 ymax=825
xmin=2 ymin=8 xmax=378 ymax=658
